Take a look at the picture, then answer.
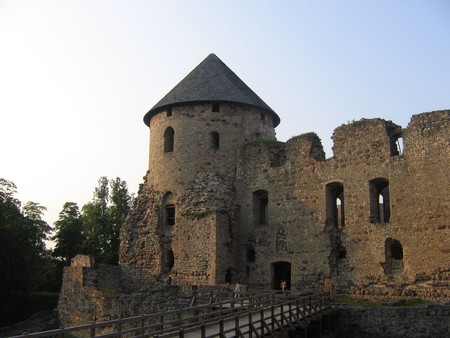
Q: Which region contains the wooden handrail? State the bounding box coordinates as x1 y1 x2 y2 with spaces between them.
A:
13 291 332 338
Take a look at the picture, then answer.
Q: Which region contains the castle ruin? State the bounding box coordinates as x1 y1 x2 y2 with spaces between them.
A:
59 54 449 327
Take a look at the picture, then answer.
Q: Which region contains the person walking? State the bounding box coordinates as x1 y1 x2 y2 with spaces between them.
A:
234 281 241 298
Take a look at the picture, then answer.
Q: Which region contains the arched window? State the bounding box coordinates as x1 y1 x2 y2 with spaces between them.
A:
210 131 220 150
383 238 403 275
162 249 174 273
164 127 174 153
246 248 256 262
326 182 345 228
369 178 390 223
165 204 175 226
253 190 268 225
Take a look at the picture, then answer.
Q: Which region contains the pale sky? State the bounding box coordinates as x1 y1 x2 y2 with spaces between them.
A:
1 0 449 238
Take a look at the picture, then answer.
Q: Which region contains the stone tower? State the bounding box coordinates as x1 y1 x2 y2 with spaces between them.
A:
120 54 280 285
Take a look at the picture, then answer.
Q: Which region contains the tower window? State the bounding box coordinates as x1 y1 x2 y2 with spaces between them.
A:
247 248 256 262
166 108 172 117
210 131 220 150
165 205 175 226
164 127 174 153
212 103 220 112
253 190 268 225
369 178 390 223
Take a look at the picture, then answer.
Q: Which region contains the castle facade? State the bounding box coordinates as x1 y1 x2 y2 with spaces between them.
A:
118 54 449 297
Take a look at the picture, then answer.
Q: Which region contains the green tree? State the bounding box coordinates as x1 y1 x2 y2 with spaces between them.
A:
81 177 132 265
0 179 53 326
52 202 84 265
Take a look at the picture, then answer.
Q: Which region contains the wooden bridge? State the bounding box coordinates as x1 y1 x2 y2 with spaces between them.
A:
14 291 332 337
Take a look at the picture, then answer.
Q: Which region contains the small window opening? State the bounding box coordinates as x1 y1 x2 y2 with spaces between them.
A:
247 248 256 262
260 113 265 121
338 246 347 259
369 178 390 223
165 205 175 226
166 108 172 117
326 182 345 228
383 238 403 275
164 249 174 272
246 266 250 277
164 127 174 153
225 268 233 284
210 131 220 150
212 103 220 112
396 137 404 156
253 190 268 225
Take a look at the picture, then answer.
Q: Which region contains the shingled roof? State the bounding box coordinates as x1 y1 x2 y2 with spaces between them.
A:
143 54 280 126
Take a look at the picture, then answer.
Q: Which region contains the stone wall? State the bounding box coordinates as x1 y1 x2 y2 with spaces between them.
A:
119 109 449 296
330 302 450 337
235 110 449 296
58 255 189 330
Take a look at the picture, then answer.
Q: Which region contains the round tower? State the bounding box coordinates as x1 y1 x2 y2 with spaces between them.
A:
143 54 280 192
120 54 280 285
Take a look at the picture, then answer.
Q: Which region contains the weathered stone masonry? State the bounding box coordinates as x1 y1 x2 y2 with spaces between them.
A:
59 54 449 328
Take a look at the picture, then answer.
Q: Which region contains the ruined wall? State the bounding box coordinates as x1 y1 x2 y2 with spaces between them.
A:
236 110 449 296
58 255 189 330
236 135 330 289
330 302 450 338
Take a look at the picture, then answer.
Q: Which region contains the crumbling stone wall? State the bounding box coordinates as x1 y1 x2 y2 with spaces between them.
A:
330 302 450 338
236 110 449 297
58 255 189 330
119 108 448 297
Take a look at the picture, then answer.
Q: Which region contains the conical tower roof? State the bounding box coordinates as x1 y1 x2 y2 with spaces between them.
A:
144 54 280 126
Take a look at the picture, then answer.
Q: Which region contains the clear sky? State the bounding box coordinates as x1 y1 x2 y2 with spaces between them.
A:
1 0 449 238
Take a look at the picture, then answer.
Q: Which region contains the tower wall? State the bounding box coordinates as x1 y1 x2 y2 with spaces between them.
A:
147 102 276 191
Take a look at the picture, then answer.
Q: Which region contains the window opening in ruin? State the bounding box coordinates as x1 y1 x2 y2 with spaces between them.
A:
396 137 404 155
165 249 174 272
246 266 250 277
166 107 172 117
271 261 291 290
338 245 347 259
253 190 268 225
165 205 175 226
164 127 174 153
210 131 220 150
369 178 390 223
212 103 220 112
247 248 256 262
225 268 233 284
325 182 345 228
383 238 403 275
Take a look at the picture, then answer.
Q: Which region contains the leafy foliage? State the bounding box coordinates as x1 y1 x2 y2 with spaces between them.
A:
80 177 132 265
0 179 52 326
52 202 84 265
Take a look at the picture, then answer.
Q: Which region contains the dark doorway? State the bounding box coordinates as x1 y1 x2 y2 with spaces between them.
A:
271 261 291 290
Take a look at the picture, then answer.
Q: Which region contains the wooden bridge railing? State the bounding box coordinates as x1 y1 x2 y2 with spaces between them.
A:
13 291 332 338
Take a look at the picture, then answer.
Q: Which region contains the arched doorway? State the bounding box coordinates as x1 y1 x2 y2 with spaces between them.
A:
271 261 291 290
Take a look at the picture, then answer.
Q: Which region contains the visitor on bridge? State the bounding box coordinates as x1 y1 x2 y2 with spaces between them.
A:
234 282 241 298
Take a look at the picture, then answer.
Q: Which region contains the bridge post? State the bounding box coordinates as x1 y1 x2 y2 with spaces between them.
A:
89 322 95 337
235 315 240 337
260 309 265 336
219 319 224 335
159 312 165 331
271 306 275 332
